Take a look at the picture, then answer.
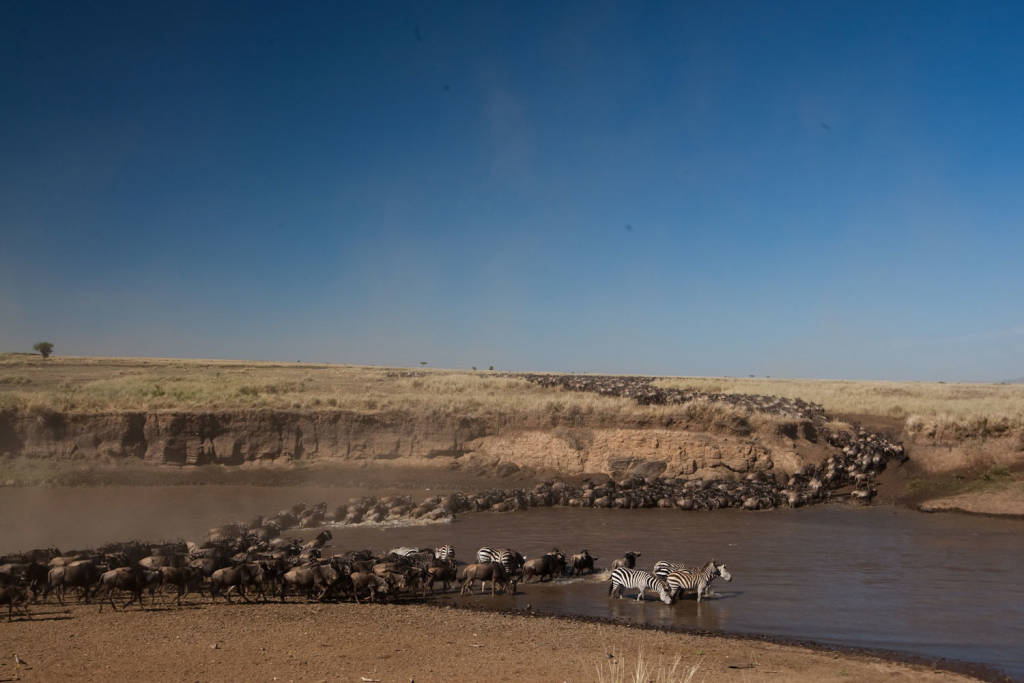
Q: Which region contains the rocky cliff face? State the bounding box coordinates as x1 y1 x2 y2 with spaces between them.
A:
0 408 824 481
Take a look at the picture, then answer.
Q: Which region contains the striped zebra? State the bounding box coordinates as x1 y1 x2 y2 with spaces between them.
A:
652 560 689 580
665 560 732 602
608 567 673 604
434 544 455 562
476 547 525 576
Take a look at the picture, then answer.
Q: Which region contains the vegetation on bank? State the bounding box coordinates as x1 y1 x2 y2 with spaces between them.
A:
1 354 1023 438
655 376 1024 438
0 355 787 433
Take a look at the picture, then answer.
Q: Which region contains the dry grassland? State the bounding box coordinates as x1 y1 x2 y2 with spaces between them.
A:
0 356 771 432
2 355 1023 437
653 376 1024 438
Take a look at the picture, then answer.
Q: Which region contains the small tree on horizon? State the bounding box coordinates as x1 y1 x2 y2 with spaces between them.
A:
33 341 54 359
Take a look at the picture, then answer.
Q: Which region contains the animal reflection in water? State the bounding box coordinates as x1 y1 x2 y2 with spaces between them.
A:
607 594 726 630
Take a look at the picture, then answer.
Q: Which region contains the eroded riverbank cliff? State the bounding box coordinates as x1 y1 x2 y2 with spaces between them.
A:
0 407 831 479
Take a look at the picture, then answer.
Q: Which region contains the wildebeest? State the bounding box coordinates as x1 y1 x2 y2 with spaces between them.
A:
188 555 230 578
138 554 177 570
425 561 457 593
46 560 102 604
522 551 566 582
460 563 516 596
0 562 49 600
0 584 32 621
159 566 201 605
97 566 161 612
210 563 265 603
349 571 392 604
611 551 642 570
394 565 431 597
568 549 597 576
280 560 351 602
302 530 332 552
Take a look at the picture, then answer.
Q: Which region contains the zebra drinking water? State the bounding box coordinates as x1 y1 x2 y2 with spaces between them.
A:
608 567 673 604
665 560 732 602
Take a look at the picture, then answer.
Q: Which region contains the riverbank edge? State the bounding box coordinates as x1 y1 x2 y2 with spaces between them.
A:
0 600 1007 682
450 601 1013 683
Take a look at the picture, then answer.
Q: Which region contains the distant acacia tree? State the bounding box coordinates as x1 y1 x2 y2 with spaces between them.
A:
419 361 428 366
33 341 54 359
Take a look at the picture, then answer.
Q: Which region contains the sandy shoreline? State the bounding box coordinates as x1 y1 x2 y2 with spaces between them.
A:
917 480 1024 517
1 601 989 682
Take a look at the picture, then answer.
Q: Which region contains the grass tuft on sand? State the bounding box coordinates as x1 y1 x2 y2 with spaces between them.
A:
596 648 700 683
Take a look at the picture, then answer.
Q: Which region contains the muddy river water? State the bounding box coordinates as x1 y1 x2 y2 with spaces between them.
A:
2 486 1023 679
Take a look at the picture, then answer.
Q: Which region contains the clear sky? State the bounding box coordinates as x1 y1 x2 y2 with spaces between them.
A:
2 1 1022 381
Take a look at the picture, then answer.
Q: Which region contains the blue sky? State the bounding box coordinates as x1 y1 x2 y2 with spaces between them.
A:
2 1 1022 381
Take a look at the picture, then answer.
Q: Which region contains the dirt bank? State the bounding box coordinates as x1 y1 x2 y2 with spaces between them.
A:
917 478 1024 517
0 406 835 487
0 602 987 682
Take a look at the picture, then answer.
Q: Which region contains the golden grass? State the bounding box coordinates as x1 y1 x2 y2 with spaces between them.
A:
2 355 1022 437
653 376 1024 437
0 356 781 434
595 647 701 683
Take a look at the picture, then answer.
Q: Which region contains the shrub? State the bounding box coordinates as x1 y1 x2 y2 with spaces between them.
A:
33 341 54 359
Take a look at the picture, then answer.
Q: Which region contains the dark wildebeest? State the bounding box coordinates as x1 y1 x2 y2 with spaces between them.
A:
460 563 516 596
611 552 642 570
426 561 457 593
568 549 598 576
349 571 393 604
280 560 351 603
0 584 32 621
139 554 181 570
0 562 49 601
522 551 566 583
188 555 229 579
97 566 161 612
209 563 266 603
302 530 332 553
159 566 201 605
46 560 102 605
394 565 431 597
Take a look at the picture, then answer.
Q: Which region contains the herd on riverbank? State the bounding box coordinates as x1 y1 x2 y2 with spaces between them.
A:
1 530 732 620
269 426 905 527
518 373 828 421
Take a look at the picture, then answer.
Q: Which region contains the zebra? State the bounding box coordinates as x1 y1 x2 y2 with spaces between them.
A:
665 560 732 602
652 560 689 580
434 544 455 562
476 547 525 576
608 567 673 604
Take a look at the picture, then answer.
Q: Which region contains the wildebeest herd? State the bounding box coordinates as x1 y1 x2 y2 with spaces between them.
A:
0 510 733 620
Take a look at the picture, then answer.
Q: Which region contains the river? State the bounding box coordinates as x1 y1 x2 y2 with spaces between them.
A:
2 486 1022 679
